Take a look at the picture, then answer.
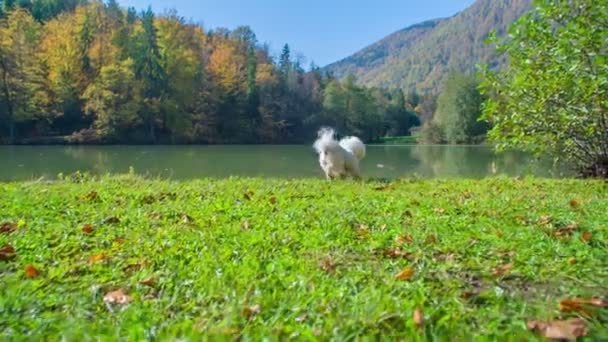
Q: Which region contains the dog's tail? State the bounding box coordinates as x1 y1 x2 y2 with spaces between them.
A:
340 136 366 161
313 127 339 154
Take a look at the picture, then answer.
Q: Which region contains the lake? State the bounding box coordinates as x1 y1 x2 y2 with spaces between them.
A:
0 145 563 181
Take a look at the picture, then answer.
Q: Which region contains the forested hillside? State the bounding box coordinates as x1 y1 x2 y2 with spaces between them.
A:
0 0 421 144
324 0 533 94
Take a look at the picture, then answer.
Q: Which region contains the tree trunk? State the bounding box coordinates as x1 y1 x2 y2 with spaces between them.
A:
149 120 156 143
9 121 15 144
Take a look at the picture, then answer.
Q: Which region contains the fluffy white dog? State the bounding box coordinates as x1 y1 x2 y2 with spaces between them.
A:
313 127 366 180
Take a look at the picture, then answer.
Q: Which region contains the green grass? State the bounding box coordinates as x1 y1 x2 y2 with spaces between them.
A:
1 175 607 340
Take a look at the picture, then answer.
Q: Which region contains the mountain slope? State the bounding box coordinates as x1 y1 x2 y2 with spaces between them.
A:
324 0 533 94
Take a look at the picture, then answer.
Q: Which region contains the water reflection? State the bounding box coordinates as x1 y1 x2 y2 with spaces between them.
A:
0 145 563 181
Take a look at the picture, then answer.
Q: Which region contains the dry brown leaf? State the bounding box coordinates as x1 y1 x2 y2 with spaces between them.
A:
103 289 132 305
0 222 17 234
112 237 126 245
181 214 194 224
24 264 39 278
319 258 337 274
559 299 592 317
434 208 446 215
384 249 412 259
555 222 580 237
403 210 413 218
148 212 162 220
461 291 478 300
0 244 16 261
242 304 261 318
538 215 552 225
493 263 513 276
425 234 438 244
82 224 94 234
560 298 608 312
243 191 254 201
123 260 149 273
85 191 99 201
413 308 424 328
396 267 415 281
105 217 120 225
581 231 592 243
139 277 156 287
395 234 414 245
569 199 580 209
527 318 588 340
269 196 277 205
89 254 107 264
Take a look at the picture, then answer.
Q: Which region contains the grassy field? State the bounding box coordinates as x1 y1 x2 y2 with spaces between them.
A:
1 175 607 340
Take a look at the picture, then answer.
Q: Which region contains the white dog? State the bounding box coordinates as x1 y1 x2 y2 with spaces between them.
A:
313 127 366 180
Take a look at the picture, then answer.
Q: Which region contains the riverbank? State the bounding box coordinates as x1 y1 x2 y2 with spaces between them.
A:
1 176 606 339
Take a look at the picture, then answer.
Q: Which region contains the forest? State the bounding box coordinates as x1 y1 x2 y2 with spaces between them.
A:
0 0 423 144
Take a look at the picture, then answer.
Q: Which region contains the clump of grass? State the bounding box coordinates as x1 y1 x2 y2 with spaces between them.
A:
0 175 606 339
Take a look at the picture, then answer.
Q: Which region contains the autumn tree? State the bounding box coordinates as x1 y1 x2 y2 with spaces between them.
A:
0 9 43 142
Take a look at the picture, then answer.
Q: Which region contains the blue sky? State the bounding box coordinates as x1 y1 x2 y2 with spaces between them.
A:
118 0 476 67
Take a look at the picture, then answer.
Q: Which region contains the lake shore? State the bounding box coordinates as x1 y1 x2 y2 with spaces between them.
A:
1 176 606 339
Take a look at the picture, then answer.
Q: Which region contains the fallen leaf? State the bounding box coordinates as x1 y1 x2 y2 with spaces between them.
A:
243 191 254 201
403 210 413 218
24 264 39 278
0 244 16 261
567 257 577 265
112 237 126 245
82 224 94 234
139 277 156 287
495 230 504 238
434 208 446 215
319 258 337 274
242 304 261 318
148 212 162 220
461 291 478 300
295 314 307 322
396 267 415 281
269 196 277 205
103 289 132 305
493 263 513 277
560 298 608 312
181 214 194 224
413 308 424 328
555 222 580 237
105 217 120 225
123 260 149 273
581 231 592 243
0 222 17 234
587 298 608 307
395 234 414 245
425 234 438 244
569 199 580 209
354 224 370 239
559 299 592 317
538 215 552 225
241 221 251 230
527 318 587 340
85 191 99 201
89 254 107 264
384 249 412 259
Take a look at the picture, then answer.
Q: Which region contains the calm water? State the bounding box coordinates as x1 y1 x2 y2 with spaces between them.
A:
0 145 563 181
